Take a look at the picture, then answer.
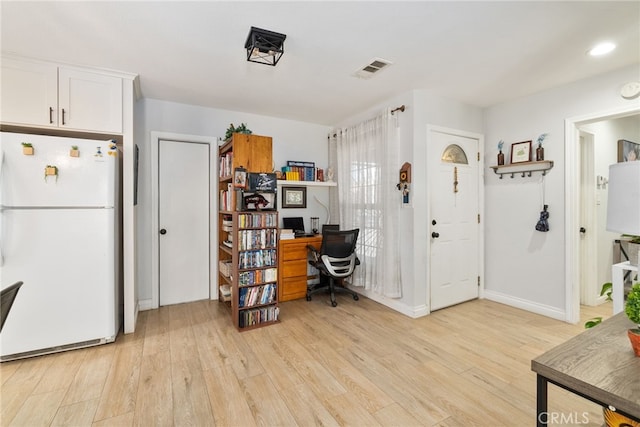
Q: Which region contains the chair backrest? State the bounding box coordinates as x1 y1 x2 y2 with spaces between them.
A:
320 229 359 258
1 281 24 332
321 224 339 234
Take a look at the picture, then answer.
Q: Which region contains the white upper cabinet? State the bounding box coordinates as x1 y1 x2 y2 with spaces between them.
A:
58 67 122 133
1 57 58 127
1 56 123 134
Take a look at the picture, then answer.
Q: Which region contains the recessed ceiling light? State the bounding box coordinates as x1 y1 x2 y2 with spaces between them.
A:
588 42 616 56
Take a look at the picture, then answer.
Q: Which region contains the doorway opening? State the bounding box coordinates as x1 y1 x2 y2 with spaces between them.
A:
566 105 640 323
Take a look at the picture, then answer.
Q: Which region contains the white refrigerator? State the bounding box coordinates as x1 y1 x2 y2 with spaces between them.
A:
0 132 121 361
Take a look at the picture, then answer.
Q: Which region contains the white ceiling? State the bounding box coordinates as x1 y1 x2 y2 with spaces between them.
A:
2 1 639 125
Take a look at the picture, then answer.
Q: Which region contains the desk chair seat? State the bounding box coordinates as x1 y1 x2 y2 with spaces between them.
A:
307 229 360 307
1 281 24 332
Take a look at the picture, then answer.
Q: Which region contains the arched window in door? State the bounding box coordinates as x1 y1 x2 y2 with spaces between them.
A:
441 144 469 164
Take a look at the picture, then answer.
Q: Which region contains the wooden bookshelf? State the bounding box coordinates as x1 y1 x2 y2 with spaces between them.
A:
218 133 279 330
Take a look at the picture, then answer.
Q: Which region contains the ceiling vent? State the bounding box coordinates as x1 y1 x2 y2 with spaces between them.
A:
353 57 392 79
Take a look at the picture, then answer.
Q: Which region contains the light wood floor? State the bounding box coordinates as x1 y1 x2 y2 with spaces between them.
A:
1 295 612 426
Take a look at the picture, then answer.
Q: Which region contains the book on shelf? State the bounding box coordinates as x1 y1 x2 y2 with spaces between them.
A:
281 162 318 182
280 228 295 240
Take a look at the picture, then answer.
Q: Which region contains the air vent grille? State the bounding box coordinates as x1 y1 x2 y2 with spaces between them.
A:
353 57 393 79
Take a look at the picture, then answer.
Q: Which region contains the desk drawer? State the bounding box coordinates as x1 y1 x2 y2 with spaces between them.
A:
280 276 307 301
281 242 311 261
282 260 307 277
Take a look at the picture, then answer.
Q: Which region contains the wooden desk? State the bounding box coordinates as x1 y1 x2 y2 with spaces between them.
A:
531 313 640 426
278 235 322 302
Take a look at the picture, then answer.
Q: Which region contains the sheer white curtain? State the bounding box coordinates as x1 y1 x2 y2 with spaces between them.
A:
329 109 401 298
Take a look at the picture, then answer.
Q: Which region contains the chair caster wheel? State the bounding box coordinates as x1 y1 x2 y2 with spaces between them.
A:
331 301 338 307
306 295 312 301
353 295 359 301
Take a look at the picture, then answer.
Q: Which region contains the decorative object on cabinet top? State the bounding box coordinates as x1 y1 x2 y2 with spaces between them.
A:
224 123 252 142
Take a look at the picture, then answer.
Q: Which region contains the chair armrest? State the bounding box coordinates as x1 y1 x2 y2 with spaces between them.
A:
307 244 320 263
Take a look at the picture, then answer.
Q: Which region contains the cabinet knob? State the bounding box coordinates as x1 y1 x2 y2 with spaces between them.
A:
159 229 167 235
431 232 440 238
579 227 586 234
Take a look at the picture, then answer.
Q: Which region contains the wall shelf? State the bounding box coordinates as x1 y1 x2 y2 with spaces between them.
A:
277 180 337 187
490 160 554 179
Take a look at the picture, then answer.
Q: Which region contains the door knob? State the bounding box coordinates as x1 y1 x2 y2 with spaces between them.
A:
159 229 167 235
431 232 440 238
579 227 586 234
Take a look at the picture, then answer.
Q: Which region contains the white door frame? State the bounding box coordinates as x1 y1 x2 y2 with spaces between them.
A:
150 131 217 310
426 125 485 311
565 104 640 323
578 130 598 306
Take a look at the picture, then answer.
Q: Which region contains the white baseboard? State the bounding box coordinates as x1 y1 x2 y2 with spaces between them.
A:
483 289 567 322
138 298 154 311
349 287 430 318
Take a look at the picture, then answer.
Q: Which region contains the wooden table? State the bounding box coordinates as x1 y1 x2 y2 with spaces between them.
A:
531 313 640 426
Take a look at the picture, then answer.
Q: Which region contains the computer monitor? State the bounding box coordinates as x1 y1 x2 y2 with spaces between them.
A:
283 217 305 234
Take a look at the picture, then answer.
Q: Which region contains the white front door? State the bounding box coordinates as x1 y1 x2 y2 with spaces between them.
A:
159 139 210 306
429 129 480 311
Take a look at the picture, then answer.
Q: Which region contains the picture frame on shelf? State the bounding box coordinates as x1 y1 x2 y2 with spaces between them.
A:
242 191 276 211
510 140 532 164
282 186 306 208
234 167 247 189
618 139 640 162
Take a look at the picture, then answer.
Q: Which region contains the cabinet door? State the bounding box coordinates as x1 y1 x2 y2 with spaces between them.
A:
0 57 58 127
58 67 123 133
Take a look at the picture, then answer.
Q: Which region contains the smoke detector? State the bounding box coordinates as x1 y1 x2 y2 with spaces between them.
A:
353 57 392 79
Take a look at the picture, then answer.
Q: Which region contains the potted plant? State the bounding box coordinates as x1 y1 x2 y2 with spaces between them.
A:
44 165 58 181
584 282 612 329
625 283 640 357
21 142 34 155
70 145 80 157
224 123 252 141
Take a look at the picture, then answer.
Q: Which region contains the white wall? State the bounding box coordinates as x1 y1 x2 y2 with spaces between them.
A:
483 64 640 319
582 115 640 294
135 98 330 304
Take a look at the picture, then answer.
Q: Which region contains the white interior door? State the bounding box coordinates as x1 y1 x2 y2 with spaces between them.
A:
429 130 480 311
159 140 210 306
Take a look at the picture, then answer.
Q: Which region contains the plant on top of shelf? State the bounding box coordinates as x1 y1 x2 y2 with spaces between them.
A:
225 123 252 141
21 142 32 147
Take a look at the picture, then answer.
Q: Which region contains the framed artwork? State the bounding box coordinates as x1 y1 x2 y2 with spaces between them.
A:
510 140 532 164
618 139 640 162
242 191 276 211
282 186 306 208
234 167 247 189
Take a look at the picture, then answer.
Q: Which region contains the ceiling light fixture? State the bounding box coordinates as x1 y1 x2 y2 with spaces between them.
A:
588 42 616 56
245 26 286 66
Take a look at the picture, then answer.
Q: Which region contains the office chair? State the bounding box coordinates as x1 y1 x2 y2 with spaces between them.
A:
321 224 339 234
307 229 360 307
1 281 23 332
